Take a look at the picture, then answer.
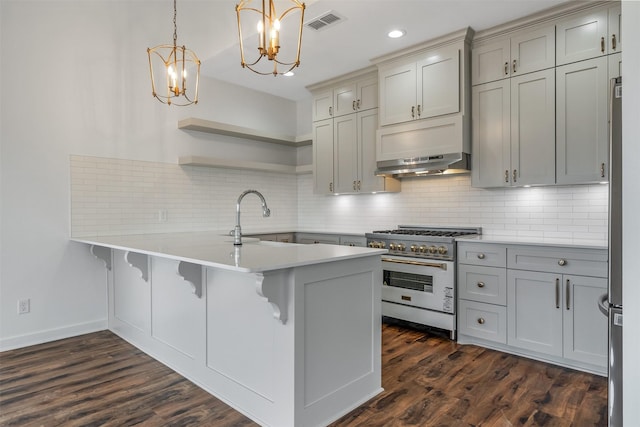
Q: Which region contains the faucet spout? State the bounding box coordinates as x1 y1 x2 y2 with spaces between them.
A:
234 189 271 246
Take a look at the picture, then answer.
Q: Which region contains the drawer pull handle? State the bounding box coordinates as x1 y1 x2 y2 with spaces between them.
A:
411 106 415 118
477 318 485 325
566 279 571 310
512 59 517 73
477 282 485 288
505 170 509 183
601 163 606 178
612 34 617 51
504 62 508 75
601 37 605 54
555 278 560 309
477 253 486 260
558 259 567 266
401 295 412 302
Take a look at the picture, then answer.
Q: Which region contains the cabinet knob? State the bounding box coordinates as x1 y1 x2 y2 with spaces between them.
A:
477 318 485 325
477 281 485 288
477 253 486 260
558 259 567 266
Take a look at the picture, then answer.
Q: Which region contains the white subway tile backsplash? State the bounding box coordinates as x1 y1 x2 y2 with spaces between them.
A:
70 156 609 244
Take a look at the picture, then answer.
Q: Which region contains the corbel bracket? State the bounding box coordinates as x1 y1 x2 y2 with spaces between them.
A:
177 261 202 298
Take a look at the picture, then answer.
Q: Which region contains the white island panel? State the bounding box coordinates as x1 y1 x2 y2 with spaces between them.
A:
80 233 384 427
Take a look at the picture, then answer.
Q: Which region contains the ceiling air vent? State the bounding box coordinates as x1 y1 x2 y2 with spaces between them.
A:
305 11 346 32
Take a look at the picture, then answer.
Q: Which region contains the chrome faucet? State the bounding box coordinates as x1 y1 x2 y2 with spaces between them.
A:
233 189 270 245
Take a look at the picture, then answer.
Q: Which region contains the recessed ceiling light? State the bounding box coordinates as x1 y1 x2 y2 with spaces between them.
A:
387 29 406 39
284 71 295 77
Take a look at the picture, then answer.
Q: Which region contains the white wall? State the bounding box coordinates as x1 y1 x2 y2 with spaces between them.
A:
622 1 639 423
0 0 299 349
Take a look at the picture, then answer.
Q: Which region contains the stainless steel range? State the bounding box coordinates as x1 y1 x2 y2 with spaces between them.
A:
366 225 481 339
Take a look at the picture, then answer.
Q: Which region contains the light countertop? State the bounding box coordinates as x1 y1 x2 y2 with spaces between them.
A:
456 235 607 250
72 232 386 273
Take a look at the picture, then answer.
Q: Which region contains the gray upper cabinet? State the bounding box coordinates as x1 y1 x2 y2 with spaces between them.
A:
312 90 333 122
472 68 555 187
312 119 334 194
378 45 460 126
332 76 378 118
556 56 609 185
608 4 622 54
556 8 608 66
471 25 555 86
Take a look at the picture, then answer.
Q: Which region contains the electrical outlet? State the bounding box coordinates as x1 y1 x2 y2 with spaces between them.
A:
18 298 30 314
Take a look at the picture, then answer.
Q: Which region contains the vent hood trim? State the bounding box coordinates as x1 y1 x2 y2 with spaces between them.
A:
375 153 470 178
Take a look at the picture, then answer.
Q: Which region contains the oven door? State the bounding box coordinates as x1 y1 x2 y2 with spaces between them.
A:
381 255 455 313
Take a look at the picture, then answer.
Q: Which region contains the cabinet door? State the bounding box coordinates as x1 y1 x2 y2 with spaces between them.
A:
556 57 608 184
357 109 385 193
378 62 416 126
510 25 555 77
312 119 334 194
507 270 563 357
356 76 379 112
312 90 333 122
417 47 459 119
510 68 555 186
608 4 622 54
333 114 358 194
556 9 607 65
333 83 357 118
471 38 510 85
562 275 607 367
471 80 510 188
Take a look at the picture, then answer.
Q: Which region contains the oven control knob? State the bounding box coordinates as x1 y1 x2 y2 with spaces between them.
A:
397 243 406 251
418 245 427 253
428 246 437 254
438 246 448 255
410 245 417 252
380 242 386 248
389 243 396 250
368 242 375 248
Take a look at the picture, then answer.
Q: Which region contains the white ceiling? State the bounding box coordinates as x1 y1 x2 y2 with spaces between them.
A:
193 0 574 101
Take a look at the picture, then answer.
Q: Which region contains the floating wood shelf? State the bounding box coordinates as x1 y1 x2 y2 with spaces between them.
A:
178 156 312 175
178 118 312 147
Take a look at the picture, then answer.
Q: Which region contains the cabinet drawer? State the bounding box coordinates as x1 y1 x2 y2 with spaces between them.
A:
458 300 507 344
507 246 607 277
457 242 506 267
458 264 507 306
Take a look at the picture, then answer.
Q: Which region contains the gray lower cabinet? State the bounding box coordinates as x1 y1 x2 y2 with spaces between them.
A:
457 241 607 375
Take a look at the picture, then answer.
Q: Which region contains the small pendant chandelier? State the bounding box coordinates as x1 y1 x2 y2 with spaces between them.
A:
147 0 200 106
235 0 306 76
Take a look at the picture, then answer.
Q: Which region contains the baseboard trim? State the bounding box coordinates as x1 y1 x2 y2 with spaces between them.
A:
0 319 108 352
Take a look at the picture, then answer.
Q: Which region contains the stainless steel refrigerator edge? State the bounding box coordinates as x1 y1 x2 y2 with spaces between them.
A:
604 76 623 427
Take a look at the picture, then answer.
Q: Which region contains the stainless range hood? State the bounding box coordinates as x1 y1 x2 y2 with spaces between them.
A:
375 152 470 178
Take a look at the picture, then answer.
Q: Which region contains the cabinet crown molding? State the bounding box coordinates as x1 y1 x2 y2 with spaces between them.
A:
371 27 473 66
306 66 377 94
473 1 616 45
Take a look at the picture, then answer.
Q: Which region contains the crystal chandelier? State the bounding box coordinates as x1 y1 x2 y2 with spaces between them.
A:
147 0 200 106
235 0 306 76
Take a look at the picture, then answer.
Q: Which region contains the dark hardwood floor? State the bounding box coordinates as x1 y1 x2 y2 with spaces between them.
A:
0 323 607 426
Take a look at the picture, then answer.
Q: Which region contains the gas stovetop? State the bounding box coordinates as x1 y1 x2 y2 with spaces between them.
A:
365 226 481 260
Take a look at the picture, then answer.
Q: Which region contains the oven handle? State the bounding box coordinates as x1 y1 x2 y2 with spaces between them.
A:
381 257 448 271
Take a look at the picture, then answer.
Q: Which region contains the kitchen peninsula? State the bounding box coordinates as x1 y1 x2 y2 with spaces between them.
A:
72 232 385 427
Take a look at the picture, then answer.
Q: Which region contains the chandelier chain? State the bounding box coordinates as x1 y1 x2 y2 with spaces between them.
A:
173 0 177 47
